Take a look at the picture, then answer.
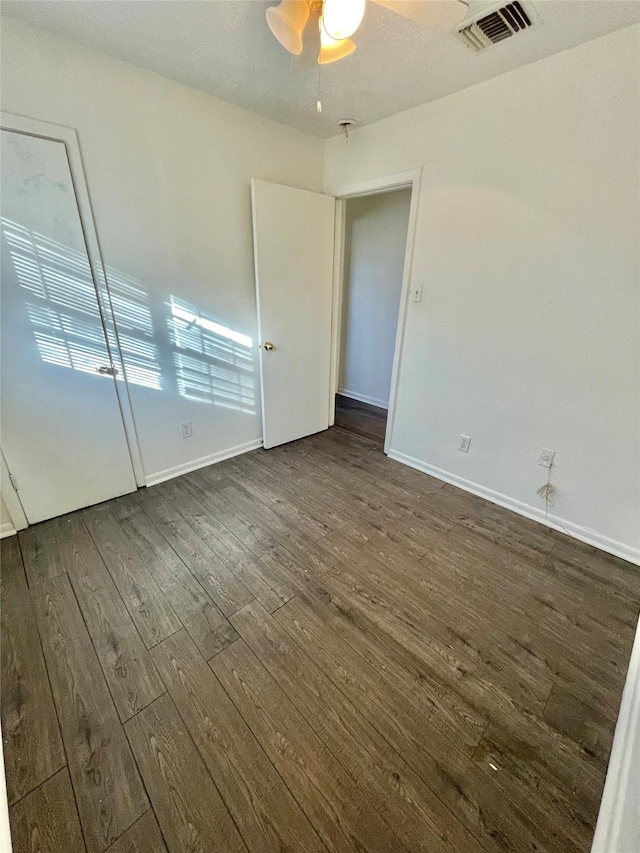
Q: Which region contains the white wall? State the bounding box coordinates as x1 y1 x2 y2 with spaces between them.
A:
0 496 14 538
326 25 640 562
1 19 325 484
340 190 411 409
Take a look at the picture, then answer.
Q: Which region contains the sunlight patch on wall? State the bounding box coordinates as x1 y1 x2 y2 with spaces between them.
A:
2 217 161 390
101 267 161 391
170 302 252 349
168 297 255 412
2 217 256 411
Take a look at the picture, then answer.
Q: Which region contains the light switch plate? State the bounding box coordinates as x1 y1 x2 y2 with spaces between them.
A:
410 282 423 302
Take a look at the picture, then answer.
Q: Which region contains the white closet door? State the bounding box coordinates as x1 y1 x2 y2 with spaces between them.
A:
251 179 335 449
1 129 137 523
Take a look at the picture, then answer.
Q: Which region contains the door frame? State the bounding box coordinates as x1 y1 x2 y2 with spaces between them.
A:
1 451 27 533
0 112 146 489
329 168 422 455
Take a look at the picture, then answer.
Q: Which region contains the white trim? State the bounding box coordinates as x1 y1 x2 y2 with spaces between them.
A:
337 388 389 410
0 111 146 488
329 199 346 427
250 179 269 448
1 451 27 532
145 439 263 487
331 169 423 199
388 449 640 565
0 522 17 540
0 726 12 853
592 616 640 853
330 168 422 457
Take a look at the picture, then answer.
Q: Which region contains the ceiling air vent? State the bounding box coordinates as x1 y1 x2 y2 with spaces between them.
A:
455 1 539 52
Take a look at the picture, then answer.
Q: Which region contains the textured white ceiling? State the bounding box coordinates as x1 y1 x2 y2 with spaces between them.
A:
3 0 639 138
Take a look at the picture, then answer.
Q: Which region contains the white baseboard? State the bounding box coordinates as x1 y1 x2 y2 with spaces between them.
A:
0 727 11 853
0 521 16 539
338 388 389 410
145 439 263 487
592 615 640 852
387 449 640 565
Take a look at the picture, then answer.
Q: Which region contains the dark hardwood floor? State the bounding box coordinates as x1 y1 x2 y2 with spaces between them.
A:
335 394 387 444
2 427 639 853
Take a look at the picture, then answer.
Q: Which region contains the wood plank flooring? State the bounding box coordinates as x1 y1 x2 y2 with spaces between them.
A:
335 394 387 444
2 427 638 853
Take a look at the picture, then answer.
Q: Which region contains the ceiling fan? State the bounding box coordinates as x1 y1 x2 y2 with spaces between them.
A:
266 0 468 68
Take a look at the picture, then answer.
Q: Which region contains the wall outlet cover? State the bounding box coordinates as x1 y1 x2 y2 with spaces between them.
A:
180 420 193 439
458 434 471 453
538 447 555 468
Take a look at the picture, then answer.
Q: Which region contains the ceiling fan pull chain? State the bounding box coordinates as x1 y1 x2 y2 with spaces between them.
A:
316 61 323 113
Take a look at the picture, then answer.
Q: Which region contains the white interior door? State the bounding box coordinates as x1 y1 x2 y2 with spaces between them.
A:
1 129 137 523
252 179 335 449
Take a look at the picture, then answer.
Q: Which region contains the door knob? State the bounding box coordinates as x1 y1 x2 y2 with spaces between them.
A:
96 365 119 376
263 342 275 351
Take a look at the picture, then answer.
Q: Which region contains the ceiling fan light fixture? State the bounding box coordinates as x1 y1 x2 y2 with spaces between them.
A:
266 0 310 55
319 17 356 64
322 0 366 40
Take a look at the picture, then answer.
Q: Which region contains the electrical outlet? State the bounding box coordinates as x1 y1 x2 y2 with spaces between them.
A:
458 434 471 453
538 447 555 468
180 420 193 439
410 282 423 302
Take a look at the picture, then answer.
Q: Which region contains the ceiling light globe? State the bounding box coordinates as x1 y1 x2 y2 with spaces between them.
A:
322 0 366 40
319 17 357 64
266 0 310 55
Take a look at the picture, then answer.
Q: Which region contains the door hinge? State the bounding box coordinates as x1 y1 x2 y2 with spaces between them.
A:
8 472 18 492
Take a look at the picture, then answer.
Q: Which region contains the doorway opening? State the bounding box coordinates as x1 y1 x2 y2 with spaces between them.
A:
333 186 413 449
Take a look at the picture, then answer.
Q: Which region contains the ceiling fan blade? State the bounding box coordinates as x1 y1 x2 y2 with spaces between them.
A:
291 4 322 71
371 0 467 34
